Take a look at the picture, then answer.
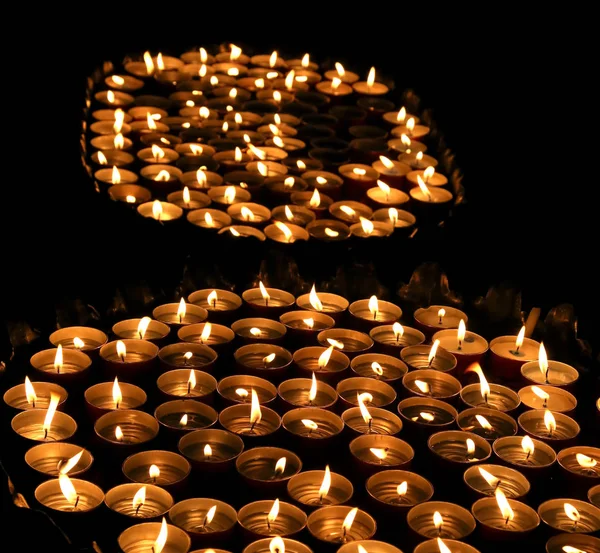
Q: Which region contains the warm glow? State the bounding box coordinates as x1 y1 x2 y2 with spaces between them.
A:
114 133 124 149
467 438 476 456
326 338 344 349
233 146 243 162
113 109 125 133
275 457 287 475
174 299 186 323
366 67 376 87
360 217 374 235
43 393 60 436
544 410 557 434
59 449 84 476
372 362 384 376
250 388 262 427
200 322 212 343
401 134 412 147
423 166 436 182
319 465 331 500
309 372 318 402
437 538 452 553
154 518 168 553
236 388 248 399
253 161 268 178
562 548 587 553
199 106 210 119
25 376 37 406
204 212 214 227
126 195 136 204
221 121 229 133
564 503 580 523
144 51 154 74
340 205 356 217
428 340 440 364
417 175 432 200
476 414 492 431
576 453 597 468
187 369 197 391
420 412 435 422
106 90 115 104
284 205 294 222
379 155 395 169
250 327 262 337
303 318 315 329
302 53 310 67
270 536 285 553
377 180 391 196
180 414 188 427
357 392 373 425
539 343 549 378
154 170 170 182
115 425 124 441
267 498 280 524
228 88 238 99
397 481 408 496
285 70 295 90
368 295 379 317
147 112 157 130
110 165 122 185
73 337 85 349
309 285 324 311
224 186 237 204
248 144 266 160
230 44 242 61
255 78 265 89
396 107 407 122
204 444 212 457
353 168 367 176
269 123 281 135
433 511 443 530
393 322 404 341
97 151 108 165
241 206 255 222
269 50 278 68
137 316 151 340
149 465 160 479
342 507 358 534
207 290 218 307
273 136 285 148
302 419 319 431
370 448 388 460
324 228 339 237
297 160 307 170
331 77 342 90
415 380 430 394
495 488 514 522
318 345 334 369
466 363 491 403
156 53 165 71
309 188 321 208
335 62 345 77
54 344 63 372
274 114 282 125
152 200 163 220
478 467 500 489
407 118 416 132
259 281 270 303
263 353 276 364
59 474 78 505
133 486 146 512
521 435 535 456
112 377 122 408
531 386 550 401
316 176 327 185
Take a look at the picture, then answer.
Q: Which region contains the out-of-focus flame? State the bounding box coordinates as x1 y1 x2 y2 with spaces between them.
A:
407 118 416 133
241 206 255 222
248 144 266 160
302 53 310 67
335 62 345 77
331 77 342 90
222 121 229 133
250 388 262 427
303 318 315 329
576 453 597 469
417 175 432 200
561 547 586 553
340 205 356 217
255 78 265 89
564 503 580 523
433 511 443 531
275 457 286 475
353 168 367 176
54 345 63 373
113 108 125 133
318 345 334 369
297 160 307 170
25 376 37 406
466 438 476 456
111 166 121 185
377 180 391 197
360 217 374 235
302 419 318 431
133 486 146 512
180 413 188 426
284 205 294 222
204 212 214 227
144 51 154 74
324 228 339 237
327 338 344 349
521 435 535 457
250 327 262 337
273 136 285 148
147 112 157 130
224 186 237 204
396 107 407 122
230 44 242 61
367 67 376 87
59 473 78 505
97 151 108 165
199 106 210 119
316 176 327 185
368 295 379 317
401 134 411 147
257 161 269 177
114 133 124 149
532 386 550 401
285 70 295 90
113 377 123 408
309 188 321 207
397 481 408 497
200 322 212 343
107 90 115 104
73 337 85 350
379 155 395 169
270 536 285 553
372 362 384 377
126 195 136 204
263 353 276 365
419 412 435 422
151 144 165 160
154 170 171 182
156 53 165 71
423 166 436 182
204 444 212 458
115 425 124 441
269 50 278 68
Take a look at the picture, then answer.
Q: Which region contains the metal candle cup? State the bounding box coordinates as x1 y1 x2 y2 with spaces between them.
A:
295 292 349 322
397 397 458 440
3 381 67 411
152 303 208 329
348 299 402 328
342 407 403 437
336 377 396 410
489 335 541 381
277 378 338 411
122 450 191 489
178 429 244 473
100 339 159 381
234 344 293 382
112 319 170 343
402 369 462 404
590 485 600 507
85 381 147 419
457 408 518 442
49 326 108 356
166 189 211 211
307 506 376 545
178 323 235 354
217 375 278 406
188 289 243 324
242 537 313 553
219 403 281 440
118 521 191 553
271 205 317 228
228 203 272 226
463 463 530 500
30 347 92 384
538 498 600 534
138 199 184 219
236 446 302 491
557 446 600 486
518 385 577 415
169 498 237 545
25 442 93 478
155 400 218 435
328 201 373 225
518 409 580 448
238 500 307 539
306 219 351 242
94 409 159 447
35 478 104 513
157 370 217 404
460 383 520 413
545 534 600 553
431 329 489 378
292 191 334 218
407 501 476 540
400 344 456 374
280 311 336 344
11 409 77 443
187 208 232 230
294 346 350 385
370 325 426 357
471 496 540 539
109 185 151 205
158 343 218 372
413 539 481 553
231 318 287 344
105 483 173 520
493 436 557 479
287 470 353 509
317 330 374 359
349 435 415 475
366 470 434 514
282 407 344 448
521 358 579 390
350 353 408 384
242 286 296 316
413 305 468 338
428 431 492 472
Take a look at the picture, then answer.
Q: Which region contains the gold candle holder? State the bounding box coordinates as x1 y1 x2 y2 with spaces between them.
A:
49 326 108 355
407 501 476 540
234 344 293 381
317 329 374 358
157 369 217 402
159 343 218 371
366 470 434 512
336 377 396 409
463 463 530 499
493 436 557 479
25 442 93 478
178 429 245 472
155 400 218 433
349 298 402 327
85 381 147 418
457 408 518 442
278 378 338 410
264 222 310 243
518 409 580 448
518 385 577 415
123 450 191 488
242 285 296 314
397 397 458 438
349 435 415 473
4 380 67 411
293 346 350 385
228 202 272 225
12 409 77 443
219 225 267 240
236 446 302 490
287 469 353 508
342 407 403 436
472 496 540 538
349 220 394 238
238 499 307 539
402 369 462 403
188 288 243 321
545 534 600 553
179 322 235 352
556 446 600 485
428 430 492 469
218 375 278 406
460 383 520 413
242 537 313 553
231 318 287 343
282 407 344 443
99 339 160 380
589 484 600 507
280 310 336 338
350 353 408 383
295 289 349 321
113 319 170 342
94 409 159 446
35 478 104 513
538 498 600 534
489 334 541 381
329 201 373 224
169 498 237 542
370 325 426 355
307 506 376 544
30 347 92 382
152 303 208 327
118 520 191 553
400 344 456 374
521 358 579 389
219 403 281 438
105 483 173 519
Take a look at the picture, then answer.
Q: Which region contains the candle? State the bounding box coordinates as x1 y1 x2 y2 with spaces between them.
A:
35 476 104 513
158 343 218 371
372 207 417 232
493 435 557 478
287 467 353 507
366 470 434 512
457 408 518 441
518 409 580 447
208 184 252 207
97 166 138 186
295 286 349 320
231 317 287 342
471 492 540 538
282 407 344 442
85 379 147 416
342 405 403 436
99 339 159 380
329 201 373 224
291 189 334 216
538 499 600 534
156 369 217 401
30 346 92 382
407 167 448 190
181 168 224 191
349 434 415 472
306 219 352 241
178 322 235 351
25 443 93 478
113 318 170 342
280 311 336 341
242 537 313 553
188 288 243 321
228 202 272 225
242 282 296 313
413 306 468 337
105 483 173 519
460 364 520 412
118 519 191 553
371 155 412 188
277 376 338 410
155 399 218 433
271 205 317 228
489 327 541 380
337 377 396 410
238 499 308 539
307 506 377 544
316 77 354 97
49 326 108 355
352 67 389 95
3 378 67 411
122 450 191 488
366 181 410 209
350 353 408 383
545 534 600 553
349 297 402 326
178 428 245 473
236 447 302 490
392 117 430 141
264 222 310 243
428 431 492 469
557 446 600 482
402 369 462 403
12 395 76 442
188 208 233 230
293 346 350 384
219 390 281 438
218 374 277 406
432 324 489 376
152 300 208 327
409 178 453 221
397 397 458 439
108 184 151 205
369 324 428 356
518 385 577 414
169 498 237 542
413 539 481 553
520 344 579 388
407 501 476 540
94 409 159 446
383 107 420 126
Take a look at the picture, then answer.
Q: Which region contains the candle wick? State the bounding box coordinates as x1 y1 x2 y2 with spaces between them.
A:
212 300 217 309
267 518 271 531
32 399 36 408
494 480 502 491
138 332 143 339
57 365 60 374
153 477 156 484
368 419 372 433
136 503 142 516
265 298 269 307
543 399 548 408
526 451 531 461
115 400 120 410
250 421 257 433
74 495 80 509
120 353 126 363
515 345 521 354
44 428 48 440
438 316 443 324
373 310 377 321
307 427 313 437
428 358 434 367
505 516 510 527
457 340 462 351
438 524 442 536
187 382 191 394
179 314 183 324
201 514 210 529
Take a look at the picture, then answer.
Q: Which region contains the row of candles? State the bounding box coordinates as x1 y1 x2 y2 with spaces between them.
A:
3 282 599 552
86 46 456 244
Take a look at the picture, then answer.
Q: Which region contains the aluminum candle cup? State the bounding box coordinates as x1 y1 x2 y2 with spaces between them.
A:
349 435 415 475
100 340 160 381
431 329 489 378
400 344 456 374
538 498 600 534
328 201 373 225
169 498 237 544
242 537 313 553
166 189 211 211
242 286 296 317
231 318 287 344
108 185 152 205
336 377 396 410
236 447 302 491
350 354 408 384
4 381 67 411
35 478 104 513
306 219 351 242
545 534 600 553
157 370 217 404
234 344 293 381
280 311 336 344
370 325 426 357
238 500 307 539
295 291 349 322
287 470 353 508
463 463 531 500
316 330 374 359
407 501 476 540
518 385 577 415
521 358 579 390
228 203 272 227
457 408 518 442
557 446 600 487
413 540 481 553
518 409 580 448
472 496 540 539
307 506 376 545
590 485 600 507
219 403 281 440
178 429 245 473
413 306 469 338
122 450 191 489
25 442 93 478
217 375 278 406
342 407 403 437
277 378 338 411
49 326 108 356
188 209 232 230
493 436 557 479
155 400 218 435
282 407 344 448
366 470 434 514
397 397 458 440
112 319 170 343
30 347 92 384
489 334 541 380
105 483 173 520
118 521 191 553
348 299 402 328
188 289 243 323
152 303 208 329
402 370 462 404
428 431 492 472
11 409 77 443
94 409 159 447
85 381 147 419
271 205 317 228
158 344 218 372
460 383 520 413
178 323 235 353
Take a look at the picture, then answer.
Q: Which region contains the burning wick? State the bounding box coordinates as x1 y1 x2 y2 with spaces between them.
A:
249 389 261 433
200 505 217 531
522 435 535 464
341 507 358 543
428 340 440 367
266 499 279 531
183 351 193 367
511 326 526 356
438 308 446 324
302 419 318 436
457 319 466 351
273 457 286 479
433 510 443 536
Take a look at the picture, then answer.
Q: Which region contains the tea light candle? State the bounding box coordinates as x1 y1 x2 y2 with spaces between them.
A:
264 222 310 243
538 499 600 534
236 446 302 489
158 343 218 371
414 306 468 337
316 78 354 97
30 346 92 382
307 506 376 544
493 436 557 476
219 392 281 438
169 498 237 542
397 397 458 438
218 225 266 240
238 499 308 539
317 329 374 358
25 443 93 478
228 202 272 225
280 311 336 341
96 166 138 186
35 477 104 513
234 344 293 381
122 450 191 488
94 409 159 446
402 369 462 403
232 318 287 343
293 346 350 384
100 339 160 380
407 168 448 189
113 319 170 342
3 379 67 411
349 219 394 238
557 446 600 482
545 534 600 553
518 385 577 414
472 494 540 538
178 428 245 471
188 209 233 230
278 377 338 410
463 464 531 500
287 467 353 507
118 520 191 553
188 288 243 321
371 156 412 188
271 205 317 228
329 201 373 225
157 369 217 402
242 537 313 553
295 287 349 320
155 399 218 433
589 485 600 507
520 349 579 389
349 434 415 472
350 353 408 383
409 183 453 219
407 501 476 540
518 409 580 447
152 302 208 329
217 375 278 406
85 380 147 416
352 67 389 95
49 326 109 355
105 483 173 519
109 184 152 206
12 405 77 443
366 182 410 209
457 407 518 441
489 329 541 380
140 170 183 197
336 377 396 409
96 89 134 106
372 208 416 231
306 219 351 241
242 282 296 315
291 190 334 217
181 169 223 191
397 150 436 169
460 365 520 412
166 188 211 210
349 297 402 326
411 540 480 553
366 470 434 512
432 325 489 376
369 324 426 356
208 185 253 208
178 323 235 352
282 407 344 442
342 406 403 436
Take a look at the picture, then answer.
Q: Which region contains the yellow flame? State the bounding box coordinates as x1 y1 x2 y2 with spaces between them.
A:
285 70 295 90
114 133 124 149
531 386 550 401
474 414 492 431
437 538 452 553
133 486 146 511
229 226 241 237
174 299 186 322
107 90 115 104
401 134 411 147
377 180 391 196
72 337 85 349
224 186 237 204
426 340 439 365
326 338 344 349
275 221 293 242
284 205 295 222
183 352 193 364
478 467 500 489
309 372 318 402
143 51 154 74
198 64 208 78
255 78 265 89
42 393 60 434
59 473 78 505
515 326 526 349
204 505 217 526
466 363 491 402
343 507 358 534
302 419 318 430
156 53 165 71
392 322 404 341
151 144 165 160
241 206 255 222
204 444 212 458
149 464 160 479
267 498 279 524
204 212 214 228
300 53 310 67
270 536 285 553
420 412 435 422
339 205 356 217
372 362 384 376
318 345 334 369
113 109 125 133
25 377 37 406
229 44 242 61
97 151 108 165
370 448 388 460
353 168 367 177
544 410 557 434
275 457 287 475
125 195 137 204
416 175 432 200
250 388 262 426
221 121 229 133
231 145 243 162
397 481 408 496
303 318 315 329
154 517 168 553
179 413 188 426
116 340 127 362
250 327 262 337
407 118 416 133
259 281 270 303
269 124 281 136
562 547 586 553
248 144 266 160
112 377 122 408
325 228 339 238
236 388 247 399
576 453 597 468
297 160 306 170
537 343 549 379
367 67 376 87
115 425 124 441
360 217 375 235
54 344 63 372
357 392 373 425
467 438 476 456
415 380 430 394
283 177 296 189
316 465 331 500
59 449 84 476
206 290 218 308
331 77 342 90
521 435 535 456
310 188 321 208
186 369 197 392
379 155 395 170
316 176 327 185
146 112 157 130
423 167 436 183
564 503 580 522
199 106 210 119
273 136 285 148
433 511 443 530
137 316 152 340
495 488 514 522
335 62 345 77
255 161 268 177
269 50 278 68
263 353 276 365
368 295 379 317
110 166 121 185
396 107 407 122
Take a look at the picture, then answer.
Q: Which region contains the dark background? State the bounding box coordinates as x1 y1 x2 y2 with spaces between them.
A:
2 12 597 347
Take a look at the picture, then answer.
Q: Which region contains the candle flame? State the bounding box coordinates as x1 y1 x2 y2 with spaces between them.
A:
143 51 154 74
377 180 391 196
457 319 467 344
397 481 408 496
206 290 218 308
415 380 430 394
531 386 550 401
269 50 278 68
156 53 165 71
224 186 237 204
154 170 171 183
437 538 452 553
269 123 281 136
301 53 310 67
241 206 255 222
303 318 315 329
54 344 63 372
270 536 285 553
309 188 321 208
366 67 376 87
154 518 168 553
331 77 342 90
275 457 286 475
564 503 580 522
401 134 412 147
250 388 262 426
309 372 318 402
113 109 125 133
340 205 356 217
267 498 280 524
576 453 597 468
110 166 121 185
263 353 276 364
274 221 293 242
514 326 527 350
302 419 318 430
357 392 373 425
199 106 210 119
562 548 587 553
342 507 358 533
420 412 435 422
107 90 115 104
433 511 443 530
495 488 514 522
466 363 491 403
152 200 164 220
133 486 146 511
316 176 328 185
115 425 124 441
478 467 500 489
372 362 384 376
285 70 295 90
25 376 37 406
423 166 436 182
73 337 85 349
230 44 242 61
539 343 549 378
521 435 535 456
151 145 165 161
368 295 379 316
309 285 323 311
476 415 493 431
200 322 212 343
149 464 160 479
437 308 446 320
183 369 196 392
204 211 214 227
259 281 270 303
324 228 339 237
180 413 188 426
59 473 78 505
297 161 308 174
353 168 367 177
393 322 404 341
318 345 334 369
176 298 187 322
380 155 396 169
335 62 345 77
544 410 557 434
43 393 60 434
326 338 344 349
370 448 388 460
193 168 207 187
319 465 331 499
236 388 249 399
250 327 262 337
229 227 240 237
137 317 151 340
126 195 136 204
204 444 212 458
396 107 407 122
255 78 265 89
112 377 122 408
248 144 266 160
467 438 476 455
97 151 108 165
283 178 297 190
407 118 416 133
114 133 124 149
417 175 432 200
59 449 84 475
428 340 440 365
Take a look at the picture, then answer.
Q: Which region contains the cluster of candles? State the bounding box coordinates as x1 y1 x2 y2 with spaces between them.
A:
3 282 599 553
86 44 458 246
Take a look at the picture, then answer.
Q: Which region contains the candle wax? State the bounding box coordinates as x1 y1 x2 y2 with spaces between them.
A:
293 486 342 506
186 332 230 346
237 327 284 339
431 440 486 463
282 389 334 408
39 362 84 375
9 394 55 410
116 330 164 341
130 464 187 486
162 353 213 368
491 341 538 360
242 512 301 536
435 332 488 355
157 313 205 325
220 385 273 404
200 299 239 312
462 385 518 412
183 442 241 463
239 353 289 370
401 352 454 372
344 416 397 435
415 307 465 329
89 395 140 410
286 420 337 439
17 424 70 442
160 382 213 398
160 413 215 430
106 352 153 363
400 405 455 425
352 309 397 323
110 497 166 518
29 454 85 477
57 338 103 351
239 458 295 481
299 359 347 373
353 362 404 380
